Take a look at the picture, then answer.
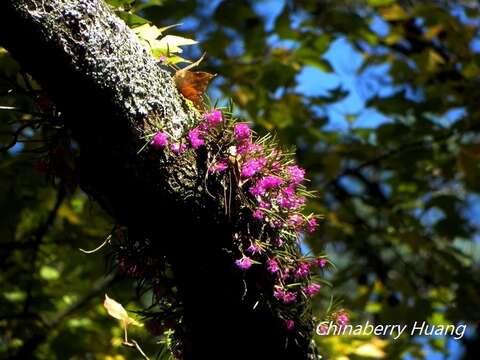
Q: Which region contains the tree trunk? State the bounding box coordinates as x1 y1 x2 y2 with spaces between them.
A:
0 1 314 358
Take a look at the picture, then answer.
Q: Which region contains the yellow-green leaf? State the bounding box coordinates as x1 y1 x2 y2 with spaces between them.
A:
155 35 197 54
354 343 386 358
380 4 409 21
40 265 60 280
103 294 141 326
368 0 395 7
134 24 164 45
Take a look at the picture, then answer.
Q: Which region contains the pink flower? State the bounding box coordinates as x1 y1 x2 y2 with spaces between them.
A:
270 219 283 228
209 159 228 173
267 258 280 273
336 312 349 326
274 288 285 301
188 127 205 149
238 142 263 155
259 201 271 209
250 176 282 196
316 258 327 268
234 123 251 140
151 132 168 149
271 161 282 171
273 287 296 304
281 268 290 280
235 256 253 270
282 291 297 304
288 214 304 229
306 217 318 233
287 165 305 185
276 193 305 209
273 285 297 304
249 184 265 196
303 283 321 297
246 243 262 255
285 320 295 331
241 157 267 178
295 262 310 278
253 209 264 219
118 257 142 277
203 109 223 128
258 176 283 190
283 186 295 197
170 143 187 154
318 324 329 335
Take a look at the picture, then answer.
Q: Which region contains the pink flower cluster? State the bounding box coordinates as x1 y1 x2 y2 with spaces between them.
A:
246 243 262 255
151 132 169 149
202 109 223 128
190 109 224 149
229 127 318 234
274 287 297 304
303 283 321 297
241 158 267 178
188 127 205 149
208 159 228 173
235 256 253 270
336 311 349 326
234 123 251 139
171 142 187 154
284 319 295 331
267 258 280 273
150 109 224 152
295 262 310 278
147 108 328 334
272 258 326 302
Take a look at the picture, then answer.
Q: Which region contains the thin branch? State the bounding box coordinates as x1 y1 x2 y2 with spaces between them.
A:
22 183 66 314
123 339 151 360
12 273 117 360
324 130 455 189
0 121 41 153
0 105 44 117
46 273 117 328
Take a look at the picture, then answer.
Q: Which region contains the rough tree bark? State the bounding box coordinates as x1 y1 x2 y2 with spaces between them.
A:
0 1 314 359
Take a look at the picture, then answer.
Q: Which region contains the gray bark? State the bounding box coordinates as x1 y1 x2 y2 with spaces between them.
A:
0 1 314 359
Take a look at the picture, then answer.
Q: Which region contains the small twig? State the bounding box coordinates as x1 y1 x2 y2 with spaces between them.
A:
123 339 151 360
47 273 117 328
23 184 66 314
79 234 112 254
0 121 41 153
0 105 44 117
176 52 206 73
20 72 35 95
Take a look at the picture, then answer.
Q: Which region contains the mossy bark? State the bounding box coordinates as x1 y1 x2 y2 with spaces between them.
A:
0 1 314 359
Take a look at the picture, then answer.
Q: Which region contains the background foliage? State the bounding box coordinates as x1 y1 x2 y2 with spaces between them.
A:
1 0 480 359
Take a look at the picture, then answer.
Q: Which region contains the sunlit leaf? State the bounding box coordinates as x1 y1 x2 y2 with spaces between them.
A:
103 294 141 326
40 265 60 280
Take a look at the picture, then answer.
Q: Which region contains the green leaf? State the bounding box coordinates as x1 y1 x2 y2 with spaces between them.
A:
296 47 334 72
380 4 410 21
116 11 149 26
4 291 26 302
368 0 395 7
105 0 135 8
40 265 60 280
